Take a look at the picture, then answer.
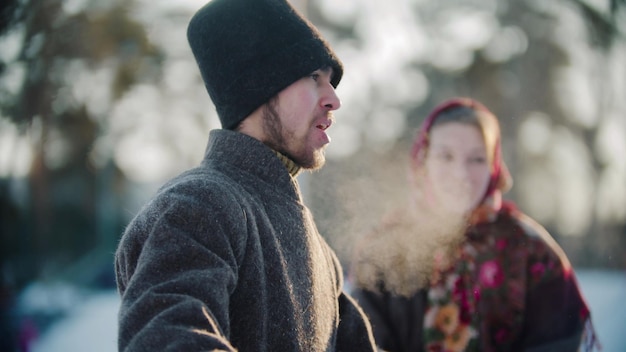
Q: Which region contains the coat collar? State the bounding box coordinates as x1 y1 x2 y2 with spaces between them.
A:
202 129 303 199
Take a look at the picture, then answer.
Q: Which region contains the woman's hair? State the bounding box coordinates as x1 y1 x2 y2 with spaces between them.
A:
429 104 499 166
411 97 512 200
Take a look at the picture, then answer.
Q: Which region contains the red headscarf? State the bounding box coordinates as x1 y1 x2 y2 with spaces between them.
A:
410 98 512 208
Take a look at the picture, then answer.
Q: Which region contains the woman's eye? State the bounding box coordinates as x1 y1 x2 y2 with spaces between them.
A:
436 153 453 161
470 157 487 164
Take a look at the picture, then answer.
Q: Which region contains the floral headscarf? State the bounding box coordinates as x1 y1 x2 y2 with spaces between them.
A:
410 97 512 221
412 98 597 352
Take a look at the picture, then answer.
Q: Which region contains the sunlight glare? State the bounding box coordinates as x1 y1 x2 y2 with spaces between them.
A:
554 67 598 128
549 128 595 236
518 112 552 155
0 118 32 178
483 26 528 63
114 134 177 183
365 108 406 153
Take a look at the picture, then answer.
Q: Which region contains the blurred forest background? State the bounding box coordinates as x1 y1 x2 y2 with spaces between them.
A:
0 0 625 348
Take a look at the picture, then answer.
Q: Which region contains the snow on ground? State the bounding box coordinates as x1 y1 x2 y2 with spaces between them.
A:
577 269 626 352
29 291 119 352
27 269 626 352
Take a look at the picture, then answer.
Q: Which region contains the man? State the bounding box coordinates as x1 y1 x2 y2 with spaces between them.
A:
114 0 377 351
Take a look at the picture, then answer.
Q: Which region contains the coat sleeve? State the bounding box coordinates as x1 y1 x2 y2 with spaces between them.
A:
115 182 246 351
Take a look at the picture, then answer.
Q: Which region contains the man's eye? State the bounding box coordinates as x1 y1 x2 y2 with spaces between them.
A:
309 73 320 81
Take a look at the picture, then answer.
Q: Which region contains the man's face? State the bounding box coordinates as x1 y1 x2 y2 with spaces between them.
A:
261 67 341 170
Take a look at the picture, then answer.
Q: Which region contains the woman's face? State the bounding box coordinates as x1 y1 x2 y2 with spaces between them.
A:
423 122 492 214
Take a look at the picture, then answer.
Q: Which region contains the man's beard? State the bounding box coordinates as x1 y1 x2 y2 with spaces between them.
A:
262 99 326 170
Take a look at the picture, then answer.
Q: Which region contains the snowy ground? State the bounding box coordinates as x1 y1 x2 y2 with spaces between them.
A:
28 291 119 352
577 269 626 352
25 269 626 352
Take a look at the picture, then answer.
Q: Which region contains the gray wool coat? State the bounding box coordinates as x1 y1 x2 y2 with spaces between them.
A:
115 129 376 352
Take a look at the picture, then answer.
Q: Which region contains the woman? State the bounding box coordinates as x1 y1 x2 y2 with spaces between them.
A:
349 98 597 352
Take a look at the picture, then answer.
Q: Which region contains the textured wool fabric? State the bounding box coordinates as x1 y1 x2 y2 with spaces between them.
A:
115 130 376 351
187 0 344 130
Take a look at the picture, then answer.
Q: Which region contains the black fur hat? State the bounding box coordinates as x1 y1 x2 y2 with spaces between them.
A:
187 0 344 130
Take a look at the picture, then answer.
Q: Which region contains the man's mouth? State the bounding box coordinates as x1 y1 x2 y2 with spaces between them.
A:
316 120 332 131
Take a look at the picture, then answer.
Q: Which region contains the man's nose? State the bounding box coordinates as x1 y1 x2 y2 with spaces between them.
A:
321 84 341 111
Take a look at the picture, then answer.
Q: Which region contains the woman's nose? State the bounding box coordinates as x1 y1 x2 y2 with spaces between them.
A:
453 162 471 179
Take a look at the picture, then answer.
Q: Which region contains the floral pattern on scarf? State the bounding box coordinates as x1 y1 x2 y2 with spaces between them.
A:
422 202 591 352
